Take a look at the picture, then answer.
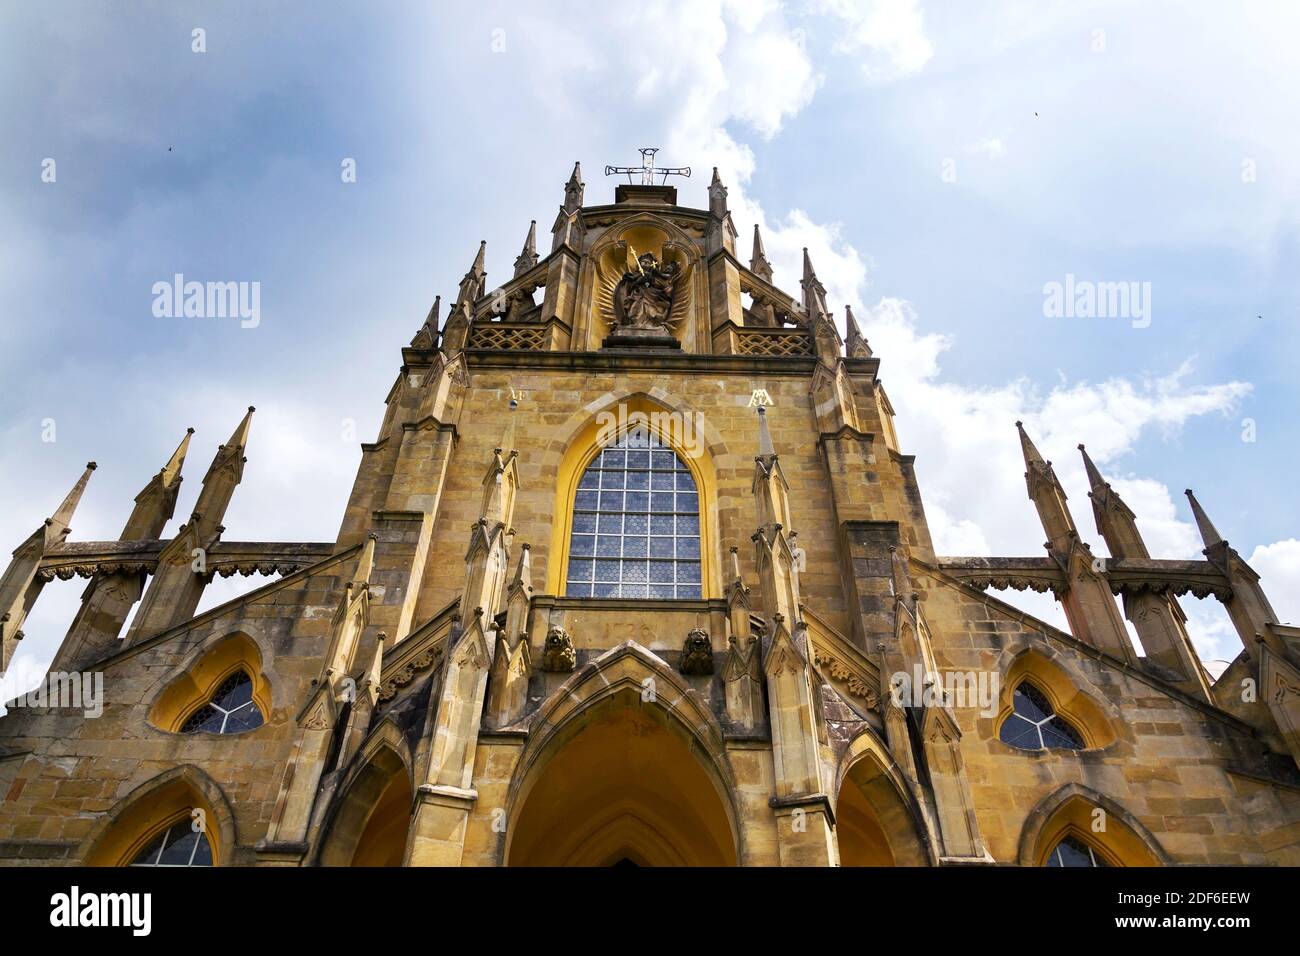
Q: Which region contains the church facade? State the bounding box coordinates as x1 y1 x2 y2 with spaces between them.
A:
2 165 1299 867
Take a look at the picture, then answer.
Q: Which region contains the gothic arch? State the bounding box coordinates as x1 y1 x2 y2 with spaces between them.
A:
316 721 414 867
585 210 703 261
146 630 275 734
502 641 740 866
835 729 933 866
545 391 727 599
989 645 1123 751
81 764 238 866
1017 783 1170 867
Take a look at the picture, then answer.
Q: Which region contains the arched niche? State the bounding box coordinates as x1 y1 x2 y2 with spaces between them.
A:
1018 783 1170 867
581 212 706 351
503 642 739 866
148 631 273 734
835 731 931 867
81 765 237 866
317 725 414 867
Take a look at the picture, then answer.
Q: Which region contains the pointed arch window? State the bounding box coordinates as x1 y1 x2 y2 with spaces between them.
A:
1046 834 1109 867
129 817 214 867
565 426 701 599
999 680 1084 751
179 671 264 735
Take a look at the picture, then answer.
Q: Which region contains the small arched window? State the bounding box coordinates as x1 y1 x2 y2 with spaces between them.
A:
1046 834 1109 867
179 671 264 735
565 426 701 599
999 680 1084 751
129 815 214 867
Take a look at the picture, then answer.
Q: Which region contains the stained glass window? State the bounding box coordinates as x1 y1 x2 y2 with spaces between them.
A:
1046 834 1108 867
999 681 1084 750
180 671 264 735
565 426 702 599
129 819 214 867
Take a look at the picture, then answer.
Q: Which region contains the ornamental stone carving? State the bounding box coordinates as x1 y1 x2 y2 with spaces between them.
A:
542 624 577 673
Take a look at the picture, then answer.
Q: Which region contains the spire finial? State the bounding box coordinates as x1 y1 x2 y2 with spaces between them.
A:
351 533 377 589
49 461 97 535
1016 420 1046 467
800 247 829 320
411 295 442 347
1078 443 1106 492
224 406 255 452
844 304 872 358
708 166 728 220
756 404 775 457
501 387 522 455
455 242 488 307
513 221 539 277
160 427 195 488
1185 488 1226 548
750 224 773 281
563 162 585 212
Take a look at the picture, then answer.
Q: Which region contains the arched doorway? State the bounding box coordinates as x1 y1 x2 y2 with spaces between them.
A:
506 688 738 866
835 736 930 867
318 742 413 867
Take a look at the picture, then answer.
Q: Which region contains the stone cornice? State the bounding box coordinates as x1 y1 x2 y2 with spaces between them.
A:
89 542 365 671
935 555 1232 601
531 595 726 614
580 202 710 227
36 539 336 583
463 348 821 375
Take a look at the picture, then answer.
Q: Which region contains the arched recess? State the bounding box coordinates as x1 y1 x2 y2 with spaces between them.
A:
579 211 707 352
992 647 1120 751
835 730 932 867
81 765 237 866
546 392 724 599
503 642 740 867
148 631 273 734
316 722 414 867
1018 783 1170 867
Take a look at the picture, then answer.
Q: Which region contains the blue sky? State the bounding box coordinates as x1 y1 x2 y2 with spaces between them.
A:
3 1 1298 692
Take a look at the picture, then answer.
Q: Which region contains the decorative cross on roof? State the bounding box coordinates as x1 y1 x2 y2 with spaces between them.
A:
604 147 691 185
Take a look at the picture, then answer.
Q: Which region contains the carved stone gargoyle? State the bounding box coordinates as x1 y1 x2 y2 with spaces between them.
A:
541 624 576 673
679 627 715 676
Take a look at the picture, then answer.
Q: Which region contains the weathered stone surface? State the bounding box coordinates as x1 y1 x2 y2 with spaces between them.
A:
1 165 1297 869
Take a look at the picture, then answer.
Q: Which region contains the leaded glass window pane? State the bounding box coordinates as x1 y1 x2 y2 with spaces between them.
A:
1046 834 1108 867
180 671 264 735
566 426 703 599
130 821 215 867
998 680 1085 751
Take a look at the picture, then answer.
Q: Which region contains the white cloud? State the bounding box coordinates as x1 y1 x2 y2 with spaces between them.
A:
1248 538 1300 626
851 293 1254 659
813 0 934 81
3 0 1289 700
963 136 1006 159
